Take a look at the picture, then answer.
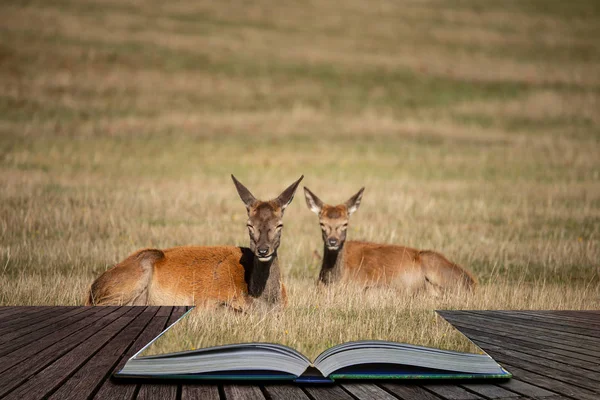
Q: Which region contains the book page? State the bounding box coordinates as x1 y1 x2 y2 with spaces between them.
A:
140 281 482 361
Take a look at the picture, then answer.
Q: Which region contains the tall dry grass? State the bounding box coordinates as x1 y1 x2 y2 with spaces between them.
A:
0 0 599 349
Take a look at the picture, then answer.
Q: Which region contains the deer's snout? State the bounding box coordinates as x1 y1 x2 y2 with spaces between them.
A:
255 244 274 262
325 236 342 250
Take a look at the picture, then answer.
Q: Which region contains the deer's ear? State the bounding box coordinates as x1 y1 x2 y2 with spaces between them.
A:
276 175 304 211
231 175 257 209
345 187 364 215
303 187 323 214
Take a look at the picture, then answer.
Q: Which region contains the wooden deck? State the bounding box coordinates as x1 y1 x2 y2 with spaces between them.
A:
0 308 598 400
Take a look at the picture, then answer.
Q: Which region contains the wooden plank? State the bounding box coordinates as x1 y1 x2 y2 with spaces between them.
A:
0 306 106 358
381 384 441 400
553 310 600 317
491 310 600 324
304 386 354 400
485 310 600 330
2 307 145 400
48 307 160 400
527 396 572 400
479 349 600 393
441 311 600 399
0 306 57 329
495 364 599 400
448 312 600 352
519 312 600 333
0 306 89 345
522 314 600 332
0 306 18 318
342 383 398 399
448 326 600 372
496 379 558 399
491 311 600 331
263 385 310 400
136 384 177 400
553 310 600 314
468 311 600 340
0 307 119 383
516 312 600 331
0 306 46 329
134 307 184 399
474 342 600 383
440 318 591 359
0 308 127 398
445 318 600 394
542 310 600 321
131 308 184 400
170 306 189 323
0 306 48 321
460 383 521 399
0 308 123 398
181 385 220 400
537 347 600 365
440 321 600 366
422 384 483 399
439 312 600 357
93 307 178 400
0 306 70 335
462 311 600 350
223 385 266 400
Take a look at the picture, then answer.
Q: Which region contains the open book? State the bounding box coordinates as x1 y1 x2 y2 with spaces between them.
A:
115 309 511 383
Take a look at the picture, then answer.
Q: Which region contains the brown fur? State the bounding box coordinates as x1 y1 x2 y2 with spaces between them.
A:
86 246 287 307
85 175 303 308
340 241 476 293
304 187 477 294
323 205 347 219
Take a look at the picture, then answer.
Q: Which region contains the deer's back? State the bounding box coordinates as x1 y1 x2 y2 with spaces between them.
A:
342 241 474 291
343 241 422 284
150 246 252 304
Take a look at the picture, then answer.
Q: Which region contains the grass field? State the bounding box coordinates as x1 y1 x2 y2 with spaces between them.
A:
1 0 599 350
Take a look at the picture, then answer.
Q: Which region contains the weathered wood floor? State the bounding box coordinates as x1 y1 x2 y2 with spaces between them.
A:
0 308 598 400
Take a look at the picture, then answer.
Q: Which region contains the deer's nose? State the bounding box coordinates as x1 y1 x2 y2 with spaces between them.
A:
328 238 338 247
257 247 269 256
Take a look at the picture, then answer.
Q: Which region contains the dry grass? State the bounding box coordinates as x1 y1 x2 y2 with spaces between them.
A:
1 0 599 350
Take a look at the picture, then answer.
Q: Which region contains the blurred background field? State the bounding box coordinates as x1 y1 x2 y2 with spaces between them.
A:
0 0 599 306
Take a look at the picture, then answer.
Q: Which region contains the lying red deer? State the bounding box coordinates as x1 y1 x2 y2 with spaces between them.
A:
303 187 476 294
85 175 303 308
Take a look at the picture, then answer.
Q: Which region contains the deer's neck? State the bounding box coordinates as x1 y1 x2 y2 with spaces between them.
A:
247 255 282 303
319 244 345 284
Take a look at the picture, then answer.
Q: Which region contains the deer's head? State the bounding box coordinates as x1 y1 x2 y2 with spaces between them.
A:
303 187 364 251
232 175 303 262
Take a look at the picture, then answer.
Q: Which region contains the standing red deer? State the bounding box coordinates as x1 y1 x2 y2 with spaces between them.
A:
303 187 476 294
85 175 303 308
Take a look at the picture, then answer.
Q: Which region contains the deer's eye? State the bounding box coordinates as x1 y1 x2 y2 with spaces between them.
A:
247 224 254 232
276 223 283 230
